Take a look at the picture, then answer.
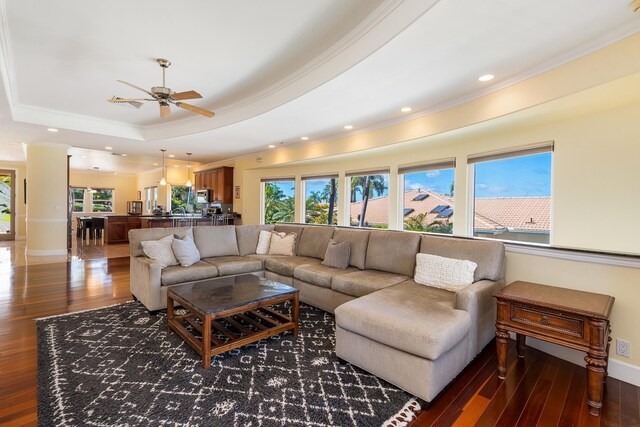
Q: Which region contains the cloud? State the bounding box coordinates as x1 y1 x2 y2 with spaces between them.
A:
426 170 440 178
409 182 424 190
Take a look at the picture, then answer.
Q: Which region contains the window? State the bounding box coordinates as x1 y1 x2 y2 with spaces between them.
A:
262 179 295 224
170 186 198 213
469 143 552 244
399 159 455 234
71 187 85 212
91 189 113 212
347 170 389 228
303 176 338 225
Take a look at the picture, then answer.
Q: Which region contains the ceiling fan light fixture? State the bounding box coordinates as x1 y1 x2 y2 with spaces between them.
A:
632 0 640 12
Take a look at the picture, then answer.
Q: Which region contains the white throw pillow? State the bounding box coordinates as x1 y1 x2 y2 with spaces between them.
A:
414 253 477 292
256 230 273 255
141 235 178 269
171 234 201 267
268 231 297 256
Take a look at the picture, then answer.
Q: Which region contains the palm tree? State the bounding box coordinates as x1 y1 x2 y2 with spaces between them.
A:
358 175 387 227
264 183 286 224
326 178 337 224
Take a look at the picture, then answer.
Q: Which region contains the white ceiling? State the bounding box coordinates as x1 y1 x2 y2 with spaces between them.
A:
0 0 638 174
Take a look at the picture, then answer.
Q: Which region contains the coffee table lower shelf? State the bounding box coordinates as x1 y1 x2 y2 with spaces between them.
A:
167 292 299 368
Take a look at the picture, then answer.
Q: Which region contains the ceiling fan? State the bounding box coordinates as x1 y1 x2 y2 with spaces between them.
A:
108 58 215 119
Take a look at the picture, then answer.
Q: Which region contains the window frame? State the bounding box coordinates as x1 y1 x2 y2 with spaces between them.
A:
91 188 114 213
261 178 296 225
301 174 339 226
345 169 390 229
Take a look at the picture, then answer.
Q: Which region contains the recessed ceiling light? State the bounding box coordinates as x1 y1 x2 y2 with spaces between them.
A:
105 146 112 150
121 153 127 157
81 155 86 159
153 163 158 166
400 107 412 113
47 128 58 132
268 144 276 148
300 137 309 141
168 154 175 158
113 172 117 175
478 74 495 82
344 125 354 130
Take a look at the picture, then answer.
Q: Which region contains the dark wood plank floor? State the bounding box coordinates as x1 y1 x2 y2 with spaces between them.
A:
0 256 638 426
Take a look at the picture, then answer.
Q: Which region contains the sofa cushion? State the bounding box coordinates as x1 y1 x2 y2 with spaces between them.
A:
161 261 219 286
297 226 335 259
171 234 201 267
245 254 285 269
332 228 370 269
201 256 263 276
141 235 178 269
331 269 409 298
269 232 297 256
414 253 477 292
294 263 357 289
321 239 350 269
193 226 240 258
420 235 504 282
265 256 321 277
129 226 192 257
274 224 306 254
256 230 272 254
335 280 471 360
365 230 421 276
235 224 275 256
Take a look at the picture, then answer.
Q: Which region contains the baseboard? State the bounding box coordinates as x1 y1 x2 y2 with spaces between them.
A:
519 335 640 386
26 248 68 256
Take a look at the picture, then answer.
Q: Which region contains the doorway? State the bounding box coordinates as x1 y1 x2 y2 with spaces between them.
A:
0 170 16 241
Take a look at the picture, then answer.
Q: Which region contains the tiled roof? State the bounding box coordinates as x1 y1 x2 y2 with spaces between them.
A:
349 189 550 232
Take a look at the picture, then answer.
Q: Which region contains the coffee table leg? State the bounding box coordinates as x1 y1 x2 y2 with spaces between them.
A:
167 295 174 334
292 293 299 336
202 315 211 369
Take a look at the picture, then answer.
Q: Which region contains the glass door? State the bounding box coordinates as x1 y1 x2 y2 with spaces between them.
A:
0 170 15 241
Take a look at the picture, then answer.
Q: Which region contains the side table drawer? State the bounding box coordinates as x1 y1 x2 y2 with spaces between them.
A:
510 304 584 339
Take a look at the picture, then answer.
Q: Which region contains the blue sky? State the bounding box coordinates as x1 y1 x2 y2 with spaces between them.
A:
267 152 551 200
474 152 551 197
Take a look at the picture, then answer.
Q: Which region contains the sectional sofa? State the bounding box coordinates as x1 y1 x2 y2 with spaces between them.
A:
128 223 505 403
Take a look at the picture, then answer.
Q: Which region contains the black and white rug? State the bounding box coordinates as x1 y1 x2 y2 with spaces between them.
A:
38 301 420 426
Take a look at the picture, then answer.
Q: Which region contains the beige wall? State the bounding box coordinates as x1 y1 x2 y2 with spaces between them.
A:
0 161 27 238
69 171 138 214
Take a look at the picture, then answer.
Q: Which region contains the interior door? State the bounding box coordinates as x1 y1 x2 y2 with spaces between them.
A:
0 170 16 241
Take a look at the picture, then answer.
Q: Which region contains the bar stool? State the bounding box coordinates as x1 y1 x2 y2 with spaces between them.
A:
91 217 104 241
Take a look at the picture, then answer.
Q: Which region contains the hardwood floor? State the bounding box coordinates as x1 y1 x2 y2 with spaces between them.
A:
0 253 637 426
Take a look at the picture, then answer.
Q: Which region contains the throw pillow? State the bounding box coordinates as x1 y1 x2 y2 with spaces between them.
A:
141 235 178 269
171 234 201 267
268 231 297 256
414 253 477 292
321 239 351 269
256 230 273 255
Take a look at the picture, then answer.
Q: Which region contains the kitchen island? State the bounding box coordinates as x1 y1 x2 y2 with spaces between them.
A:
104 215 237 244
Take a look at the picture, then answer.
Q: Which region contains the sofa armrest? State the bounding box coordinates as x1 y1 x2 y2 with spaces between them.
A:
129 256 163 311
455 279 506 359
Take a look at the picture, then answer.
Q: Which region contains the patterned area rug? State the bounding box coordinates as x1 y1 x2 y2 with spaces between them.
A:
38 301 420 426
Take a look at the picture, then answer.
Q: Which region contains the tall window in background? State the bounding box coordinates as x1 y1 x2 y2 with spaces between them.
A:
303 175 338 225
469 143 553 244
262 179 295 224
170 186 198 212
347 170 389 228
91 189 113 213
71 187 85 212
399 159 455 234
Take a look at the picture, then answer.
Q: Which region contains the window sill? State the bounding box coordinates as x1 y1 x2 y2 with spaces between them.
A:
505 243 640 269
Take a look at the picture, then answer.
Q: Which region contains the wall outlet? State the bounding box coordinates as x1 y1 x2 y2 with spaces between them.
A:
616 338 630 358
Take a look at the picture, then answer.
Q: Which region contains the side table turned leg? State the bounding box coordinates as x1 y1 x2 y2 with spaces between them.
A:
516 333 526 358
585 354 607 416
496 328 510 379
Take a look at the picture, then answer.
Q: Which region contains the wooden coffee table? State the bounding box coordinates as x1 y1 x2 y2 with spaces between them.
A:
167 274 299 368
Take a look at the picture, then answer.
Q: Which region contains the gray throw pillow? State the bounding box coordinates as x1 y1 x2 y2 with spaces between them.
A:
322 239 350 269
171 235 201 267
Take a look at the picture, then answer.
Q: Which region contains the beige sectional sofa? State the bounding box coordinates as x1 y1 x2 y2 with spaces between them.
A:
128 223 505 404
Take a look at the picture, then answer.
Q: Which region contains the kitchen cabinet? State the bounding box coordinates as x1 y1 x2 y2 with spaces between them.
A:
194 166 233 204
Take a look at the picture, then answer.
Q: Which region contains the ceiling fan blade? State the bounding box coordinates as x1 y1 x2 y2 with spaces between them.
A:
108 97 152 102
160 103 171 118
117 80 158 98
175 102 215 118
171 90 202 100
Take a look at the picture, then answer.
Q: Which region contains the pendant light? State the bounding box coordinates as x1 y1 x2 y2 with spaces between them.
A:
185 152 192 187
159 149 167 185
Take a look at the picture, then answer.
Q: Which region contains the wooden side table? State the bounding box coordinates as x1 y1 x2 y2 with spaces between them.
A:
494 281 614 416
